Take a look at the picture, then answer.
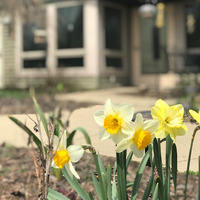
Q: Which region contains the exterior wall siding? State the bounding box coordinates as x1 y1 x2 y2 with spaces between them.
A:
3 24 15 87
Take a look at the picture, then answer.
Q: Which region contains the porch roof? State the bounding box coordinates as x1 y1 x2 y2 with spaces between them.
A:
45 0 190 6
109 0 194 6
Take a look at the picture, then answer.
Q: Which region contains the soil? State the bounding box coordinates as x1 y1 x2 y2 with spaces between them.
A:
0 94 199 199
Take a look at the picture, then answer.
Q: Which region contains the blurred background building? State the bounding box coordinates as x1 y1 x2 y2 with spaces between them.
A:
0 0 199 90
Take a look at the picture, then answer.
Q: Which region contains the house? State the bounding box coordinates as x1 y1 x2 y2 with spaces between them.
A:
0 0 198 90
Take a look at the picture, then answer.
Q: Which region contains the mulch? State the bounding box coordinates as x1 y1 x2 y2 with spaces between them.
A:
0 95 199 199
0 143 198 200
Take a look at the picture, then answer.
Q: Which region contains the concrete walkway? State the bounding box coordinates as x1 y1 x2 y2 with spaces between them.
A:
1 87 200 172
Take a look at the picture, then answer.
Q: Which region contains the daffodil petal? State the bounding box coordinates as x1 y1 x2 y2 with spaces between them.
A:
156 99 169 109
151 99 168 120
169 131 176 142
53 135 59 150
151 107 163 121
173 125 187 136
51 159 58 168
111 131 127 144
60 130 67 149
134 113 143 130
189 109 200 124
104 99 116 116
99 128 110 140
118 104 134 120
67 145 84 163
94 110 105 126
155 125 167 138
171 104 184 116
116 138 133 153
143 119 159 133
121 120 134 135
130 143 144 158
65 162 80 179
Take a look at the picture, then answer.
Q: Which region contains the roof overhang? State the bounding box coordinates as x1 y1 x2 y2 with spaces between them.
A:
44 0 194 6
106 0 191 6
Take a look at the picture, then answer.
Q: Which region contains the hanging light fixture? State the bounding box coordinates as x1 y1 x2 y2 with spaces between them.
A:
139 2 157 18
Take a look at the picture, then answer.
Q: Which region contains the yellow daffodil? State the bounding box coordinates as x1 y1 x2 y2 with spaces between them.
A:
151 99 187 141
189 109 200 125
94 99 134 144
116 113 159 158
52 132 84 179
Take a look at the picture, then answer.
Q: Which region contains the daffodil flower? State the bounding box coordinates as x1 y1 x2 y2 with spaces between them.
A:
52 133 84 179
94 99 134 144
151 99 188 141
189 109 200 125
116 113 159 158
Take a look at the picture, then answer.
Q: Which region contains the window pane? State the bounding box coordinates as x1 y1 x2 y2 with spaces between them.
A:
105 7 121 50
23 11 46 52
58 57 83 67
184 4 200 71
24 59 46 68
185 5 200 48
23 23 46 51
106 57 122 68
57 6 83 49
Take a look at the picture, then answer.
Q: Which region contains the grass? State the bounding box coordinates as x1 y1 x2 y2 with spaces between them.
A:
184 170 199 176
0 89 29 98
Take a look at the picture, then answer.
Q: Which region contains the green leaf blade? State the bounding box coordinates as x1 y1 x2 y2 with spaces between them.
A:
33 97 49 136
61 168 90 200
152 183 159 200
172 143 177 199
153 138 164 185
48 188 70 200
67 127 92 147
9 116 43 151
142 174 154 200
106 165 112 200
131 151 150 200
112 162 118 200
92 173 103 200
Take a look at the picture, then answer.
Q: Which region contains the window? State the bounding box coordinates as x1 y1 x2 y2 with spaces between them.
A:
20 9 47 69
105 7 121 50
184 4 200 71
57 6 83 49
58 58 83 68
24 59 46 69
106 57 122 68
186 4 200 48
140 17 168 74
104 6 125 69
23 23 46 51
16 2 85 74
56 5 84 68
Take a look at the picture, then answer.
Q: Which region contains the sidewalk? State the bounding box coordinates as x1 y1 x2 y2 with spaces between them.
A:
1 87 199 173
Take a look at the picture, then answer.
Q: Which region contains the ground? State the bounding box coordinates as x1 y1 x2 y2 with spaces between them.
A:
0 93 199 199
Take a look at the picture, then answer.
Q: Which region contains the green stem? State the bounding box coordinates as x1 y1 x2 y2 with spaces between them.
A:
116 150 128 200
198 156 200 200
92 149 107 200
172 143 178 200
184 126 200 200
165 135 173 200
